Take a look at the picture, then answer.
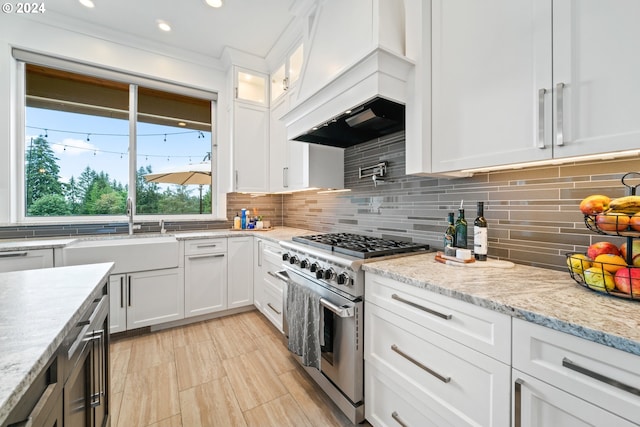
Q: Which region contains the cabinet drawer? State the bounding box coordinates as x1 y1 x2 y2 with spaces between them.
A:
365 303 510 427
262 241 284 265
513 369 638 427
184 238 227 255
365 362 457 427
262 284 283 332
513 319 640 425
0 248 54 272
365 272 511 363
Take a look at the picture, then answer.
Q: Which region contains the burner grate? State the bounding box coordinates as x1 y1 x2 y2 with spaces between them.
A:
292 233 429 259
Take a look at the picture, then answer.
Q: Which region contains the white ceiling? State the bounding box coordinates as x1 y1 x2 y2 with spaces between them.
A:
41 0 298 62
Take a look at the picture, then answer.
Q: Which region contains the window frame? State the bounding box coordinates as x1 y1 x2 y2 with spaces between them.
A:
13 52 222 224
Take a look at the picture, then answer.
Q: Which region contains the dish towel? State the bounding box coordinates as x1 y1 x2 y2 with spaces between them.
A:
286 278 322 369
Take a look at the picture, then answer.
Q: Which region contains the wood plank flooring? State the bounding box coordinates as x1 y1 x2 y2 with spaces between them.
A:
110 310 362 427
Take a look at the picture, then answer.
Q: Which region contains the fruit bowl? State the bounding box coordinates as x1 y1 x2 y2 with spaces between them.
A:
566 252 640 300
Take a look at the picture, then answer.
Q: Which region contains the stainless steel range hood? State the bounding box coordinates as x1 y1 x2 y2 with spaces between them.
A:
282 47 414 149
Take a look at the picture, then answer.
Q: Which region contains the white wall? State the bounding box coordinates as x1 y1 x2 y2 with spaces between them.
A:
0 18 232 223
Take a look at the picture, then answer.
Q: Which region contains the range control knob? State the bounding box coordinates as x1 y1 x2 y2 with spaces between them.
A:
310 262 320 273
282 253 290 262
323 269 334 280
300 259 310 269
315 269 324 280
289 255 299 265
337 273 350 285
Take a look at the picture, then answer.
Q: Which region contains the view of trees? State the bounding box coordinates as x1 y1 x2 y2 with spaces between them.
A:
25 136 212 217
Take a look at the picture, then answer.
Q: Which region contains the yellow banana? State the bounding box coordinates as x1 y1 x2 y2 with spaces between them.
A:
608 196 640 214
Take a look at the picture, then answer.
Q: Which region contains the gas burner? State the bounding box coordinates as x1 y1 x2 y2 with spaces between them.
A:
292 233 429 259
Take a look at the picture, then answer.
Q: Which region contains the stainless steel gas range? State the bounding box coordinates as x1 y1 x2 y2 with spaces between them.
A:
279 233 429 424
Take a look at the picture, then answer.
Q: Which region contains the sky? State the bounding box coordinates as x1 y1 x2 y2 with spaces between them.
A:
26 107 212 189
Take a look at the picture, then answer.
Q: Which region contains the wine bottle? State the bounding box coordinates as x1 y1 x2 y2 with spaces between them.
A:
474 202 488 261
455 208 467 249
444 212 456 249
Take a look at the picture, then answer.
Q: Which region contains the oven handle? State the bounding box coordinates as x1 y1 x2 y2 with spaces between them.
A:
320 298 355 318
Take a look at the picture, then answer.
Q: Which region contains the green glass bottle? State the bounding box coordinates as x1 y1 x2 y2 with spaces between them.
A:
455 208 468 249
444 212 456 248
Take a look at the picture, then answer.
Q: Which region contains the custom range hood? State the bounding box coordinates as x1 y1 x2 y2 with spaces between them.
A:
282 0 414 149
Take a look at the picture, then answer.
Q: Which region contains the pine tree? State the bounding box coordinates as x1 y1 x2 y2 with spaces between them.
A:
25 136 63 211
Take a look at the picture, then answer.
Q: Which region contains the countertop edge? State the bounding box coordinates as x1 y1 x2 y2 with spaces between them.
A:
362 263 640 357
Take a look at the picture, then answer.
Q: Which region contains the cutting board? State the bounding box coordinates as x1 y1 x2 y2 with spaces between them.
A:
436 255 515 268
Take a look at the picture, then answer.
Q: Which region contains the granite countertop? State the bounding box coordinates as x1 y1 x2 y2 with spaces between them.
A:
363 252 640 356
173 226 317 244
0 263 114 425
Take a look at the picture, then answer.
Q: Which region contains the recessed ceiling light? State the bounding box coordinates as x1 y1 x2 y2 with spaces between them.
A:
178 122 186 127
157 19 172 32
204 0 223 8
79 0 95 8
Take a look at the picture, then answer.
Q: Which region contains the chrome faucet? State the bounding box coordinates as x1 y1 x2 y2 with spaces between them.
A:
159 219 166 234
126 197 136 235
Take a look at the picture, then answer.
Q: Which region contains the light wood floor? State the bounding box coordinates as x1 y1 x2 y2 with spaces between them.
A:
110 310 364 427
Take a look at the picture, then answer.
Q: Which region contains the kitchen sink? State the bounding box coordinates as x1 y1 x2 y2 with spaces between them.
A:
61 235 179 273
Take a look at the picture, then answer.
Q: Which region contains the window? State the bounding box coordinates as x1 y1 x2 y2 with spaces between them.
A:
21 61 216 219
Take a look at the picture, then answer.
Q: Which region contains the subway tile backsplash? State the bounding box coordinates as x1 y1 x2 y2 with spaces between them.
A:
2 131 638 272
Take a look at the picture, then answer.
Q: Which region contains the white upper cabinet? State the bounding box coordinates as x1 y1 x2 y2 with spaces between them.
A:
271 43 304 103
232 67 270 192
235 67 268 106
430 0 640 173
269 89 344 192
552 0 640 159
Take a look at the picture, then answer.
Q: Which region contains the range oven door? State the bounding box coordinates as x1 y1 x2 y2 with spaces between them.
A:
281 266 364 406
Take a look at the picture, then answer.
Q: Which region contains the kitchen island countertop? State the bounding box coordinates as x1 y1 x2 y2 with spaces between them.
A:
0 263 114 425
363 252 640 356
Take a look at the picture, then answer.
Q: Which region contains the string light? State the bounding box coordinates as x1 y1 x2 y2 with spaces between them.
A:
27 125 209 162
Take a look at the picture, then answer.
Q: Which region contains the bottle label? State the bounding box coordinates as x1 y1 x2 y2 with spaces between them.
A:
474 227 488 254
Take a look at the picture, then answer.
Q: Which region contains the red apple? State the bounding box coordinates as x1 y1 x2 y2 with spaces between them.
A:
620 240 640 259
587 241 620 260
614 267 640 295
579 195 611 215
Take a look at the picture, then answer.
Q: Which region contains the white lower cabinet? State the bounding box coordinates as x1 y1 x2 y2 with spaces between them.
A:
364 272 511 426
184 238 228 318
512 318 640 426
0 248 53 272
254 238 285 332
109 268 184 333
227 236 253 309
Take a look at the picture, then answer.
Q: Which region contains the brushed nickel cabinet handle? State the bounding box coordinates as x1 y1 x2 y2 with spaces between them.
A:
235 170 239 191
514 378 524 427
391 411 408 427
257 240 263 266
196 244 218 248
267 303 281 315
537 88 547 149
128 276 132 307
120 276 124 308
562 357 640 396
391 294 452 320
391 344 450 383
188 253 225 260
555 82 565 146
